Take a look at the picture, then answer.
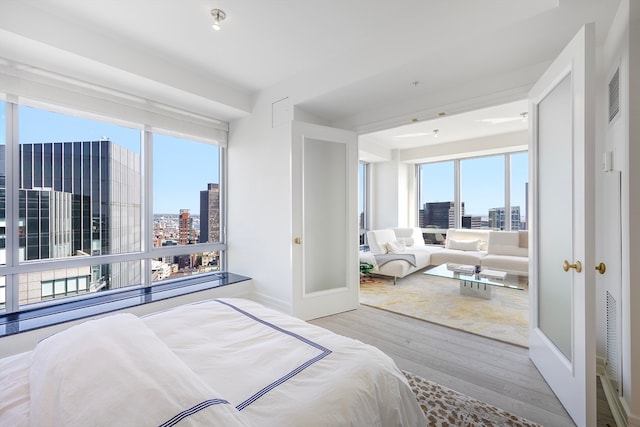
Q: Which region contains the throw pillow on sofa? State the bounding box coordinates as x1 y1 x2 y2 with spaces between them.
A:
446 239 480 251
387 240 407 253
396 237 415 247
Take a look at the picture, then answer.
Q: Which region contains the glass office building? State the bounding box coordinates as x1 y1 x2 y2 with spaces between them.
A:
0 140 141 301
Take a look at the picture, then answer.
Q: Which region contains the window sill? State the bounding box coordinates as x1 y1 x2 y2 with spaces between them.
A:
0 272 251 338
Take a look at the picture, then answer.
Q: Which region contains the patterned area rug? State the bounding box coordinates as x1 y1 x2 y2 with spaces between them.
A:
360 270 529 347
403 370 541 427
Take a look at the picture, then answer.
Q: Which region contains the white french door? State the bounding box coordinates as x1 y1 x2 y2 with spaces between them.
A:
291 121 359 320
528 24 596 427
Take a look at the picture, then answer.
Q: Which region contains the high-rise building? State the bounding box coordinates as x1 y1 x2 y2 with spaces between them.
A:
420 201 464 229
199 183 220 243
0 140 142 302
178 209 194 245
488 207 522 230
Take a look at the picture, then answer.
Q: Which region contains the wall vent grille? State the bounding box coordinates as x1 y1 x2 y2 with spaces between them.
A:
609 68 620 123
606 290 619 391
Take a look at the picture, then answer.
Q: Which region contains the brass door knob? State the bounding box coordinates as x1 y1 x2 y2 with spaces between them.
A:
563 260 582 273
595 262 606 275
294 237 302 245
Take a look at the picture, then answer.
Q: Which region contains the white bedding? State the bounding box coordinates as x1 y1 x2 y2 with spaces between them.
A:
0 298 426 427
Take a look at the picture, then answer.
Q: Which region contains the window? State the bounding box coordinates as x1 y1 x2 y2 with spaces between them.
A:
1 100 226 312
18 106 142 260
358 162 368 246
510 152 528 230
460 155 505 229
418 161 454 244
418 152 527 234
151 133 222 282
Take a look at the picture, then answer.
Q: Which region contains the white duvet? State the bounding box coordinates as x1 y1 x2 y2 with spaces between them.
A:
1 298 426 427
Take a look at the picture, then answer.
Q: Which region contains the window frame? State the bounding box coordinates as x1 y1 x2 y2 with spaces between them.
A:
358 161 370 247
417 150 528 232
0 98 228 314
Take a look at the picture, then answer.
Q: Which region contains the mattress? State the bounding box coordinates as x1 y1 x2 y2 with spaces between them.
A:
0 298 425 426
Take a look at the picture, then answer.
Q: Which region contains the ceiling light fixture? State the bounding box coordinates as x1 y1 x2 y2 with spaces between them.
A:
433 129 439 138
520 112 528 122
211 8 226 30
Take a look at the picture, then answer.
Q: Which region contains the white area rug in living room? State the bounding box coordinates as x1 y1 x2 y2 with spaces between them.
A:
359 270 529 347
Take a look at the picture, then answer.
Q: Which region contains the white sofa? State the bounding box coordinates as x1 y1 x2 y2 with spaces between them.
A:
481 230 529 275
361 227 528 283
362 227 443 283
429 229 490 266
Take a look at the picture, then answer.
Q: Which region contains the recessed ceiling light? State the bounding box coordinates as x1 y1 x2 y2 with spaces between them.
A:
394 132 433 139
477 117 522 125
211 9 226 30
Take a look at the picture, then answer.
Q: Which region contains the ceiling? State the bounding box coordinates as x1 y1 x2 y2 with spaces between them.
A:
0 0 620 144
360 99 529 151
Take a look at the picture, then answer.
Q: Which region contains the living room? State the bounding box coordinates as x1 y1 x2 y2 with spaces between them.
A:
356 100 531 346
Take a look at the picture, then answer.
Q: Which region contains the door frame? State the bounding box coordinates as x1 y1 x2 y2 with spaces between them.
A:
291 120 359 320
528 23 597 427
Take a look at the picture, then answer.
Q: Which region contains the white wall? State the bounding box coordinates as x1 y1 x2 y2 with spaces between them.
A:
400 131 528 163
601 1 640 424
227 92 294 313
628 3 640 422
369 151 414 229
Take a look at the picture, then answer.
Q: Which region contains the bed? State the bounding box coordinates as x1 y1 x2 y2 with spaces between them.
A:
0 298 426 426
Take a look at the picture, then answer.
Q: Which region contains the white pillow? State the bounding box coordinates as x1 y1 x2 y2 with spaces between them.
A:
397 237 415 247
386 240 407 253
29 314 251 427
446 239 479 251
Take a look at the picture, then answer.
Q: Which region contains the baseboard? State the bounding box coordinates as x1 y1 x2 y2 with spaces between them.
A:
249 290 292 314
596 355 606 376
599 371 629 427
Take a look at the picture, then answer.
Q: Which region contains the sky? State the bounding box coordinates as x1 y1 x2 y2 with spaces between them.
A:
358 153 528 220
2 102 219 214
420 153 528 218
6 101 526 218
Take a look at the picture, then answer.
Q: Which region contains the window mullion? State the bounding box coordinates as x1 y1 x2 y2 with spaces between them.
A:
505 153 512 231
5 101 19 313
142 129 153 287
218 145 227 270
453 159 461 229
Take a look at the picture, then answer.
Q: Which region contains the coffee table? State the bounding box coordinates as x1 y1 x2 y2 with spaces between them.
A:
424 263 527 299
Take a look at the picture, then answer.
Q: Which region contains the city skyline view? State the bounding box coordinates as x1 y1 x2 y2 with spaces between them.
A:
0 101 224 306
5 105 220 214
420 152 528 220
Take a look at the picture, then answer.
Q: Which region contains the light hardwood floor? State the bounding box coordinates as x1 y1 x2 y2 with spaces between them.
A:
310 304 576 426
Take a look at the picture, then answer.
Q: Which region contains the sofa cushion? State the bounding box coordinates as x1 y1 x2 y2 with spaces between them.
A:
518 230 528 248
481 254 528 275
487 231 528 257
393 227 425 247
445 229 490 251
367 229 397 255
387 240 407 253
397 237 415 246
430 249 486 266
446 239 479 251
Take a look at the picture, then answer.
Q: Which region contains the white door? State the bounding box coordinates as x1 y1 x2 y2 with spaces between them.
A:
291 121 359 320
528 24 596 427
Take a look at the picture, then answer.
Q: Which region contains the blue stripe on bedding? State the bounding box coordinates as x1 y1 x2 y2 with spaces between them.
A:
213 299 332 411
158 398 230 427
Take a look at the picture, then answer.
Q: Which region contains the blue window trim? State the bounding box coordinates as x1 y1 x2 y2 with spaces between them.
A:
0 272 250 337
